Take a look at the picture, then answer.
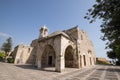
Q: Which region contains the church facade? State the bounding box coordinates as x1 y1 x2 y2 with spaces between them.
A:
13 26 96 72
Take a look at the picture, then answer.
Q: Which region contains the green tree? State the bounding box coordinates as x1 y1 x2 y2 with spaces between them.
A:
0 52 5 61
85 0 120 63
107 51 116 59
1 37 12 55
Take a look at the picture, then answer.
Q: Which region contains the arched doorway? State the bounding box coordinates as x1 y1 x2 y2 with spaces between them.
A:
41 45 56 68
65 45 74 68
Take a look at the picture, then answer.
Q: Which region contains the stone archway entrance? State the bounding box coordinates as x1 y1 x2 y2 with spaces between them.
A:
65 45 74 68
41 45 56 68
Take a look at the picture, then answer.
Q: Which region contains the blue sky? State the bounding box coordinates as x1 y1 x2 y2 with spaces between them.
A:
0 0 107 58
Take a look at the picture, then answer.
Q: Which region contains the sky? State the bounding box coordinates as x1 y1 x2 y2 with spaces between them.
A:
0 0 108 58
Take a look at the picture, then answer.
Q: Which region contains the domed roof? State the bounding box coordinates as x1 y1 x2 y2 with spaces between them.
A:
48 31 70 38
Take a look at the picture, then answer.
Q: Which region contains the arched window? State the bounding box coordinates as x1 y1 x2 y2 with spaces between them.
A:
81 35 83 40
83 55 86 66
88 50 92 54
90 57 92 65
28 48 30 53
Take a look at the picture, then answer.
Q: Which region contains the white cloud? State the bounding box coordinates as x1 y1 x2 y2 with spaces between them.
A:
0 32 12 38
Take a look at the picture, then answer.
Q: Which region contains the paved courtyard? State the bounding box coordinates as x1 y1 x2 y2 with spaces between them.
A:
0 62 120 80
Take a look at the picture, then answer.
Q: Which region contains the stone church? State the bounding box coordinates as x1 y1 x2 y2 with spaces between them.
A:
13 26 96 72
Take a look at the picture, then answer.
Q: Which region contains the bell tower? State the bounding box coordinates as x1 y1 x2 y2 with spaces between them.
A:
39 25 48 38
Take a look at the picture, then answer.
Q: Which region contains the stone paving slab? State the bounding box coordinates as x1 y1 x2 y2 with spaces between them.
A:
0 62 120 80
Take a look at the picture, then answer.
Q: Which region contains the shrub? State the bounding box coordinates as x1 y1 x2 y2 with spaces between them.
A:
0 52 5 61
7 58 14 63
96 60 109 65
116 61 120 65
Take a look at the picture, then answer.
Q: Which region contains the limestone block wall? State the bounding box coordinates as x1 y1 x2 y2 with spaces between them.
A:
27 39 38 64
13 26 96 72
77 30 96 68
36 35 62 72
63 27 96 68
14 45 33 64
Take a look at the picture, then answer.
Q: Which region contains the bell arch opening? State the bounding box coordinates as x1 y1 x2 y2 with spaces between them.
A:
65 45 74 68
41 45 56 68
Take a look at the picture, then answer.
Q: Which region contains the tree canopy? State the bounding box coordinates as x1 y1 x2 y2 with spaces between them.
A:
85 0 120 63
1 37 12 54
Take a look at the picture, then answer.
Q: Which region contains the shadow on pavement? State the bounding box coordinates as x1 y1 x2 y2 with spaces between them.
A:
15 64 38 70
97 68 120 72
15 64 56 72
